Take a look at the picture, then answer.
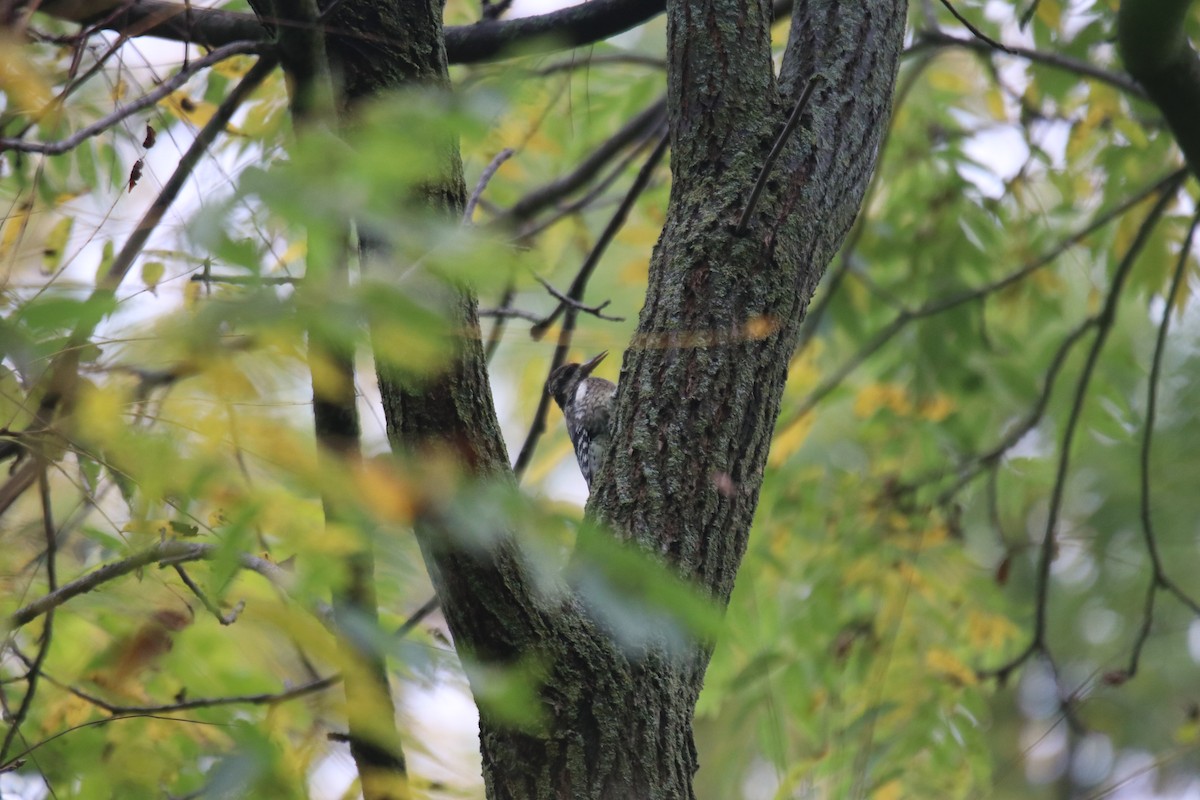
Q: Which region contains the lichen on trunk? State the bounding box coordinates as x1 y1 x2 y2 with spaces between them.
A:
326 0 906 796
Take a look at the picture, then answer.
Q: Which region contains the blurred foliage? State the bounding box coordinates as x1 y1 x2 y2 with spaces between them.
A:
2 0 1200 799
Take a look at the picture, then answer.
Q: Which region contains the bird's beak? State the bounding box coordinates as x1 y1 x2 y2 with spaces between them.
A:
580 351 608 375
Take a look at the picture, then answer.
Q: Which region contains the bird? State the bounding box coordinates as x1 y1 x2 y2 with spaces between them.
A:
545 351 617 489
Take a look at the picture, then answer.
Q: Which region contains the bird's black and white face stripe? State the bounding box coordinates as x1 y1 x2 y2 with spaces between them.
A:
545 352 615 489
545 351 608 411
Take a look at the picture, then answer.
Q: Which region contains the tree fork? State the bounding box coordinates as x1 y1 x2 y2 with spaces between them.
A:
318 0 905 797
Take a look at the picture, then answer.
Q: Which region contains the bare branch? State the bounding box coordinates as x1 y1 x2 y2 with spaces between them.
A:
59 0 666 61
504 97 666 225
463 148 515 226
478 307 543 323
516 128 666 240
983 171 1184 682
909 30 1146 98
533 275 624 322
6 55 278 477
736 77 818 235
0 466 58 764
10 646 338 716
9 541 295 630
935 0 1014 54
173 565 244 625
528 130 669 341
1119 208 1200 682
778 168 1186 431
394 595 439 639
512 130 669 480
0 459 40 517
0 41 265 155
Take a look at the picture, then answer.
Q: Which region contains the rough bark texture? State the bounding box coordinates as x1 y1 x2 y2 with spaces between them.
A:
324 0 905 798
593 0 905 598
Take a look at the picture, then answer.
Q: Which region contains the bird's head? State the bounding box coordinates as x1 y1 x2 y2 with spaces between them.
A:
545 351 608 408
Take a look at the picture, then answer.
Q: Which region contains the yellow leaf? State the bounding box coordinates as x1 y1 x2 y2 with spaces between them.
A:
854 382 912 418
94 239 114 286
927 64 971 94
917 392 955 422
160 90 219 128
983 86 1006 121
872 779 904 800
0 37 53 116
141 260 165 292
275 238 307 270
0 201 32 261
356 459 416 522
76 382 129 444
41 217 73 274
0 366 33 431
1176 719 1200 745
211 54 254 78
966 610 1020 651
184 280 202 308
922 522 949 545
1035 0 1062 30
925 648 977 686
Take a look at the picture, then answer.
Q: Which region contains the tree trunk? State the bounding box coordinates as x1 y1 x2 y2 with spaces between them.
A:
324 0 906 797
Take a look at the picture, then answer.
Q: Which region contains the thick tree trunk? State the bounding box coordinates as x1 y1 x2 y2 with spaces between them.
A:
322 0 905 797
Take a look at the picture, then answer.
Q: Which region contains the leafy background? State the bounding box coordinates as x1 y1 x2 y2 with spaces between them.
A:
2 0 1200 797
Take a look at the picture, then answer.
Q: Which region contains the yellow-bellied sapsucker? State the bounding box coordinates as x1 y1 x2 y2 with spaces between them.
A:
546 351 616 489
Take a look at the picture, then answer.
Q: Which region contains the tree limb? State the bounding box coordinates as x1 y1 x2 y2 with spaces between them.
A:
985 170 1184 682
0 40 264 155
1118 0 1200 175
58 0 667 61
9 541 295 630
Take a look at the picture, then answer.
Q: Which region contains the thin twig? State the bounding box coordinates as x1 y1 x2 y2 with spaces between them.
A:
2 713 230 769
909 30 1146 98
533 275 624 322
189 274 299 285
531 53 666 76
0 467 58 764
0 41 265 155
935 0 1014 55
11 647 337 715
504 97 667 224
10 541 294 630
736 77 818 235
483 284 516 362
778 168 1186 433
513 131 669 480
1123 208 1200 681
983 171 1184 682
528 129 669 341
516 123 667 241
463 148 515 226
394 595 440 639
173 565 244 625
478 306 544 323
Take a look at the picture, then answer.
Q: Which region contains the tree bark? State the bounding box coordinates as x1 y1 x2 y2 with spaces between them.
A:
318 0 905 797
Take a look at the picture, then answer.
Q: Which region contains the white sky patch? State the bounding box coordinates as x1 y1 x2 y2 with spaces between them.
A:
959 121 1030 199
